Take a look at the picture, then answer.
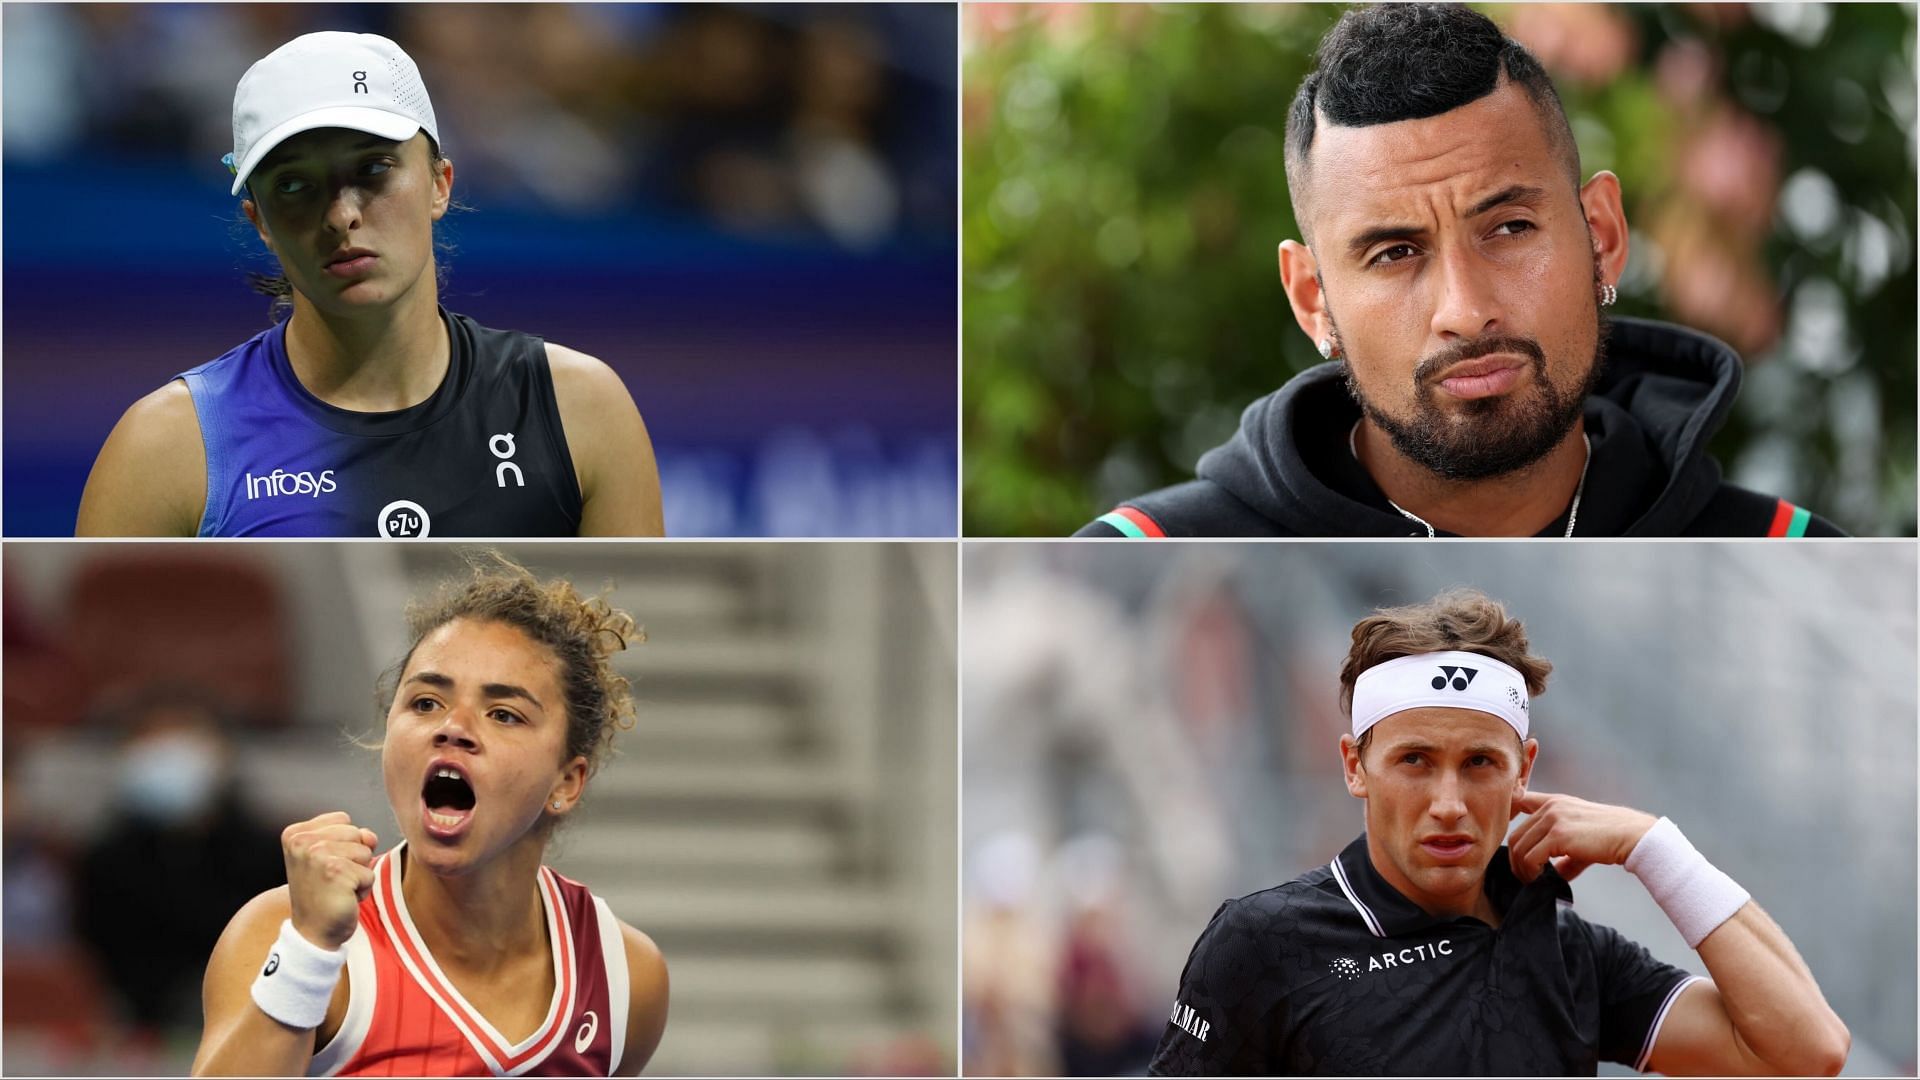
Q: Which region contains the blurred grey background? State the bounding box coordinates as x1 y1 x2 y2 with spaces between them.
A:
4 542 957 1076
961 542 1916 1077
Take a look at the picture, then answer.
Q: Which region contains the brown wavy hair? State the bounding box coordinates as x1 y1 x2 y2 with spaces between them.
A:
1340 589 1550 758
376 549 639 775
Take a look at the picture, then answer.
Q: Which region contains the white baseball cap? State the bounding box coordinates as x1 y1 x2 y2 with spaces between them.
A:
226 31 439 197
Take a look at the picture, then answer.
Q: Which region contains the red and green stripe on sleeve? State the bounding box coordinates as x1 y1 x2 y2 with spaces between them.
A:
1765 499 1811 538
1097 498 1812 537
1094 506 1167 538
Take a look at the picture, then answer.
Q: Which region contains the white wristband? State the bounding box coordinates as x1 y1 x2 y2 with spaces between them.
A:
1625 817 1750 948
250 919 348 1030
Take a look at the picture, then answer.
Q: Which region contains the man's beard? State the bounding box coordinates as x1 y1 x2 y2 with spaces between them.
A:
1338 313 1608 482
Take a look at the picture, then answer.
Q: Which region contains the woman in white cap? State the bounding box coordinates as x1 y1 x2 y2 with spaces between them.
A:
75 31 663 538
190 551 669 1076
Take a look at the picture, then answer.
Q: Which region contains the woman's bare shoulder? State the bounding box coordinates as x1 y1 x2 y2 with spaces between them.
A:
615 920 668 1075
76 379 207 536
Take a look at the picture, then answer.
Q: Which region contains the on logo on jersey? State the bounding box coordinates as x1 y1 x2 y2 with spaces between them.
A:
490 432 525 488
246 468 336 499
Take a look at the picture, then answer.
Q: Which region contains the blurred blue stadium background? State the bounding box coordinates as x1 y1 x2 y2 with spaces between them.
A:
3 3 958 537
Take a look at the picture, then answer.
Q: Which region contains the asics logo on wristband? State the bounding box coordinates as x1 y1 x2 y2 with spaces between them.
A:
251 919 348 1030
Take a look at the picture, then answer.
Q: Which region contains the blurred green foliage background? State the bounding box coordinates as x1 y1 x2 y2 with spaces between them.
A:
963 3 1917 536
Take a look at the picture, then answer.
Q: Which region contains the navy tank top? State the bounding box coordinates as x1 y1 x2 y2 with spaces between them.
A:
179 309 582 537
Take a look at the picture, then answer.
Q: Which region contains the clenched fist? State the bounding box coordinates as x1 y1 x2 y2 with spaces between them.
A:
282 811 378 950
1507 791 1657 884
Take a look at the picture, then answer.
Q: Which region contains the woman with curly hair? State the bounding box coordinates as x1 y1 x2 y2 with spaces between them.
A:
193 552 668 1076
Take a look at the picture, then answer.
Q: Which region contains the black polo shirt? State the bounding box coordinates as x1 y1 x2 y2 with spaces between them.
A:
1149 833 1704 1076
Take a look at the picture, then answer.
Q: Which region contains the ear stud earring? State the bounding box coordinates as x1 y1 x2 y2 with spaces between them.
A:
1317 338 1335 360
1600 282 1617 307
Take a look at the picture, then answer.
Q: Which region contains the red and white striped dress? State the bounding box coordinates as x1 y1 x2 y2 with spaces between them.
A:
309 844 631 1077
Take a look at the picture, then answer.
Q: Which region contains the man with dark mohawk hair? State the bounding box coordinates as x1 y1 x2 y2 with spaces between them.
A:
1080 4 1841 539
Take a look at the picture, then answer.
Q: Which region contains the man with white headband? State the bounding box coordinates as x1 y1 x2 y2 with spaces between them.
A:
1150 589 1849 1076
77 30 662 538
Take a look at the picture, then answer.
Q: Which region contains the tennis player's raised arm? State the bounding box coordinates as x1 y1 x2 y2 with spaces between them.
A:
76 380 207 536
191 886 340 1076
615 922 670 1075
194 812 376 1077
1643 903 1849 1077
1507 792 1848 1076
546 343 664 537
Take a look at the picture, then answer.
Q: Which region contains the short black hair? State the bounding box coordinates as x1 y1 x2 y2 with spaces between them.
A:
1284 4 1580 240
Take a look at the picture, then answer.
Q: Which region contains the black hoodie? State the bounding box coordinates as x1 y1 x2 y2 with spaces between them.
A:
1075 317 1845 538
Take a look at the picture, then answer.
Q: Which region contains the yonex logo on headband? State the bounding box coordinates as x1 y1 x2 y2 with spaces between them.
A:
1351 650 1531 739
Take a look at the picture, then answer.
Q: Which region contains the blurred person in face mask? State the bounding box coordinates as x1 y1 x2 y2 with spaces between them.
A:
72 687 284 1035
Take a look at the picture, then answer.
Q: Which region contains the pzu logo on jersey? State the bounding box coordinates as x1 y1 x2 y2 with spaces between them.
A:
378 499 431 539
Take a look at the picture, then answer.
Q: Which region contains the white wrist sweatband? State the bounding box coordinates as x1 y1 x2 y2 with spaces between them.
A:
1625 817 1750 948
250 919 347 1030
